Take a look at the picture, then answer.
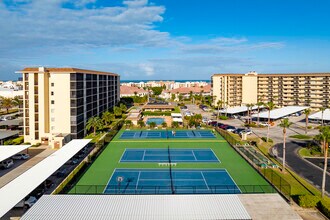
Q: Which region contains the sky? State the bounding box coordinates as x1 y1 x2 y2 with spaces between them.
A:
1 0 330 80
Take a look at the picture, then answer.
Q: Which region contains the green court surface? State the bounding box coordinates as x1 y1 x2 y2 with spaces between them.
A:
70 129 271 194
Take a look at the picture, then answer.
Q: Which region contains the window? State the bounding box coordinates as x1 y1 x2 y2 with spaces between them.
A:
51 126 55 130
51 109 55 113
51 83 54 87
51 117 55 122
51 91 54 96
51 100 55 104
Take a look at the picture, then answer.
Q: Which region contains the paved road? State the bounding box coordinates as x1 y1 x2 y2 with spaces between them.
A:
273 140 330 195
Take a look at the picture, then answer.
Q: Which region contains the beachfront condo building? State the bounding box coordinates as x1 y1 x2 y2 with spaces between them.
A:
17 67 120 148
212 71 330 109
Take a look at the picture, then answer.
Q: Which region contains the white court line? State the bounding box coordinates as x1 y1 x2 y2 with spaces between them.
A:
103 168 118 193
139 179 205 181
135 171 141 190
142 149 146 161
210 149 222 163
191 150 197 161
200 171 210 190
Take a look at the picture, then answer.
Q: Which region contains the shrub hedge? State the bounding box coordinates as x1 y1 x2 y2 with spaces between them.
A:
4 136 24 145
318 199 330 218
297 195 320 208
142 111 171 116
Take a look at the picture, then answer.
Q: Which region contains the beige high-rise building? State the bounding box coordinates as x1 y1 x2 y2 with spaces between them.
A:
17 67 120 148
212 72 330 109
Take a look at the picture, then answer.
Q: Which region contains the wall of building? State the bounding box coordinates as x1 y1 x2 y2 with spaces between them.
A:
242 74 258 105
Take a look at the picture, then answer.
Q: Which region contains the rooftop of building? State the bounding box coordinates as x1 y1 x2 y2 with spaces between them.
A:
18 67 118 76
212 72 330 77
163 84 211 94
120 85 147 95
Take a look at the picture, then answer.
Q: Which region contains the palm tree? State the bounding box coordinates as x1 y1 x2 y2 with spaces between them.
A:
0 97 14 113
278 118 293 172
149 121 156 128
172 121 179 128
189 91 193 102
138 120 145 128
320 107 327 127
314 126 330 197
161 122 167 128
86 116 102 135
245 103 252 124
12 96 23 108
265 101 276 142
124 120 132 128
102 111 114 127
113 106 122 118
120 103 127 113
256 101 264 125
303 108 311 134
216 100 223 121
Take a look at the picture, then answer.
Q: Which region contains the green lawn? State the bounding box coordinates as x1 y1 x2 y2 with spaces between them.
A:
70 129 270 194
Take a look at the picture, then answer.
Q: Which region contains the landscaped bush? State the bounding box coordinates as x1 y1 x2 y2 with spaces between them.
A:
318 199 330 218
4 136 24 145
297 195 320 208
289 134 312 140
244 122 257 127
142 111 171 116
307 125 313 129
261 137 273 143
219 115 228 120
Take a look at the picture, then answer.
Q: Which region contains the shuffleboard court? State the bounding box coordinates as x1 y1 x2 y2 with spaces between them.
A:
104 169 240 194
120 149 220 162
120 130 216 139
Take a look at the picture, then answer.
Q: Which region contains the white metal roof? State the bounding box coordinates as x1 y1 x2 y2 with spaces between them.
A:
21 194 251 220
0 130 19 140
0 145 31 162
0 139 91 218
219 105 263 115
171 113 182 117
251 106 308 120
172 118 183 122
309 109 330 121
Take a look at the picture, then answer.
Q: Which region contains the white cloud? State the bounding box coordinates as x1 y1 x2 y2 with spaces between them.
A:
139 63 155 76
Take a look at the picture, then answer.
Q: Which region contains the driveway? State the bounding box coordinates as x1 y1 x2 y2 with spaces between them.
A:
273 140 330 195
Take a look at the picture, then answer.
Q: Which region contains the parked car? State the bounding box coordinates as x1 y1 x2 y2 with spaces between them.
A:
12 153 30 160
15 196 37 209
233 128 245 134
259 122 270 127
209 121 218 126
0 159 14 169
55 167 68 178
241 129 252 135
225 126 236 132
66 158 79 165
180 106 187 110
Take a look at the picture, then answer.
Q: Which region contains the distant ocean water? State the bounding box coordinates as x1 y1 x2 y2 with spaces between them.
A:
121 79 211 83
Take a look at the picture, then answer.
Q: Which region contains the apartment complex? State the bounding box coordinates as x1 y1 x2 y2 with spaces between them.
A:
18 67 120 148
212 71 330 109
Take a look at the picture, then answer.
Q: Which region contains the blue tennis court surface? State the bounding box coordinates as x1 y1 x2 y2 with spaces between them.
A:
120 130 216 139
104 169 240 194
120 149 220 162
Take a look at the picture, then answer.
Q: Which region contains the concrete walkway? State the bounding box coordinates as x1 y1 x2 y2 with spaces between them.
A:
0 147 56 188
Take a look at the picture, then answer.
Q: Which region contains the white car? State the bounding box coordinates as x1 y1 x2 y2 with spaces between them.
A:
12 153 30 160
15 196 37 208
240 129 252 135
259 122 270 127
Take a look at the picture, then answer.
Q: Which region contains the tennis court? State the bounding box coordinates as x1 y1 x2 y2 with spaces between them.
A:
104 169 240 194
120 130 216 139
120 149 220 162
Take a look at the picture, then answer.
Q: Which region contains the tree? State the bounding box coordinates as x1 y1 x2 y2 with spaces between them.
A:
161 122 167 128
151 87 163 96
113 106 122 118
171 93 175 101
102 111 114 127
12 96 22 108
265 101 276 142
86 116 102 135
0 97 14 113
245 103 252 124
120 103 127 113
320 107 326 127
134 91 138 97
278 118 293 172
303 108 311 134
314 126 330 197
256 101 264 125
216 100 223 121
172 121 179 128
138 120 145 128
124 120 132 128
178 94 183 101
189 91 193 101
149 121 156 128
